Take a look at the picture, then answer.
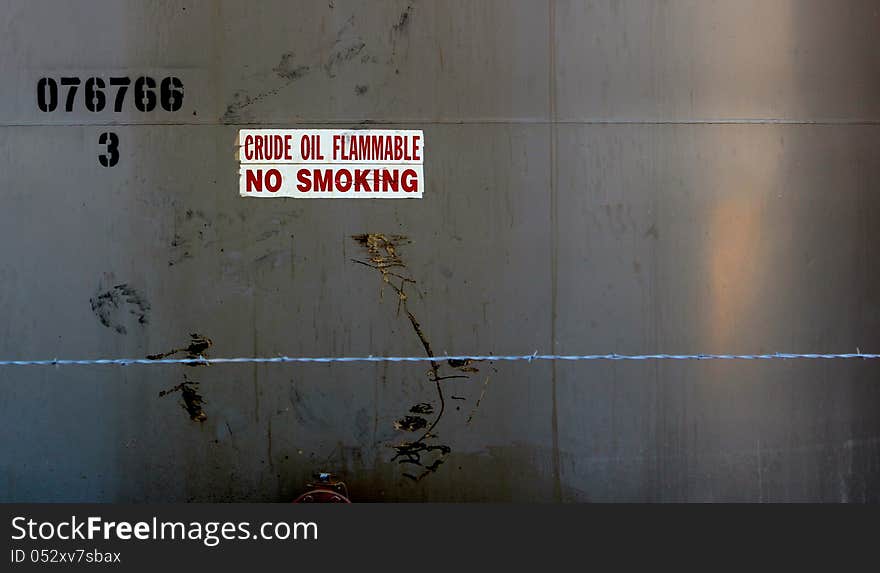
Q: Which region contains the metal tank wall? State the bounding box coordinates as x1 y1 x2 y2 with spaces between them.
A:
1 0 879 501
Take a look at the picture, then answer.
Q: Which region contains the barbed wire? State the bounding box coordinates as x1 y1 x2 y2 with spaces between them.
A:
0 352 878 367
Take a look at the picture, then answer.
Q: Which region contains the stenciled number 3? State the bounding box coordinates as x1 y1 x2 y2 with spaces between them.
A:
98 132 119 167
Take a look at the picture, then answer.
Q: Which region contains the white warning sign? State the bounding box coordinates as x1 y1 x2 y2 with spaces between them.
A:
237 129 424 198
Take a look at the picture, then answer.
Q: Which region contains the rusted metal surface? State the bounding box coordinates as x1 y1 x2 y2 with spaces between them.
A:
0 1 879 501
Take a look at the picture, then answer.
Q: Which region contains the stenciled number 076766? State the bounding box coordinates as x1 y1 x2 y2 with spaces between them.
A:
35 75 185 168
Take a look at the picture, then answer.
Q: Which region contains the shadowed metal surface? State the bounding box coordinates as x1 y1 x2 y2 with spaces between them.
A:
0 0 878 501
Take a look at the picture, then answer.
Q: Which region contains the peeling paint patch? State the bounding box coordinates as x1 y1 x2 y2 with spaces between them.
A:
147 333 213 363
159 375 207 422
394 415 428 432
447 358 480 372
409 402 433 415
152 334 213 422
353 233 471 482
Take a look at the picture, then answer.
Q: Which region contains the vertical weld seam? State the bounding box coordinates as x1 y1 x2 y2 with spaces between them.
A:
253 296 260 424
549 0 562 502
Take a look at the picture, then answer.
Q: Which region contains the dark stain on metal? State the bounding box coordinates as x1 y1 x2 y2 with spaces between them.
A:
397 443 451 482
403 457 444 481
409 402 433 415
89 283 150 335
323 41 367 78
447 358 480 372
159 375 207 423
392 5 413 33
168 233 190 266
152 334 213 421
223 73 304 121
146 333 213 364
223 17 371 121
353 233 473 482
388 4 413 65
273 52 311 81
394 415 428 432
168 209 216 266
354 84 369 95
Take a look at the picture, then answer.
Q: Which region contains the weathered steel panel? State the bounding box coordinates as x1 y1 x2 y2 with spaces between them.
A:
555 0 880 121
0 1 878 501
